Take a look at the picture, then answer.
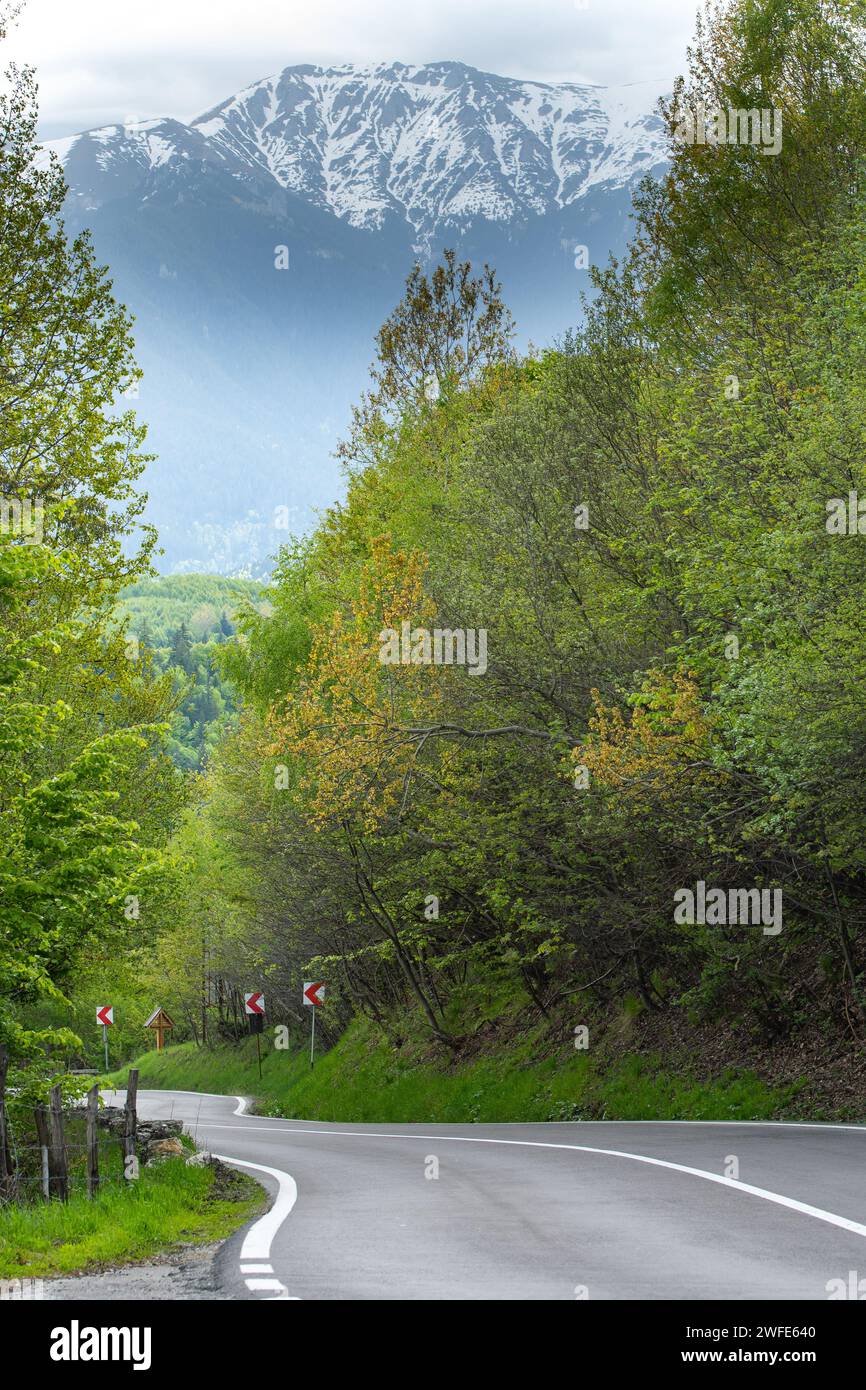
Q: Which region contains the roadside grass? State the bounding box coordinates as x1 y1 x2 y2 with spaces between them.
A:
106 1015 800 1124
0 1145 263 1279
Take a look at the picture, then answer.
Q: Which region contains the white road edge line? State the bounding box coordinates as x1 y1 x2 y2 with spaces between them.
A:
105 1089 250 1115
212 1153 299 1300
134 1090 866 1132
212 1125 866 1243
131 1089 249 1115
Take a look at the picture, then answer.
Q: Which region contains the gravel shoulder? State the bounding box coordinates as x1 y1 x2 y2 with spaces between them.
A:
42 1240 229 1301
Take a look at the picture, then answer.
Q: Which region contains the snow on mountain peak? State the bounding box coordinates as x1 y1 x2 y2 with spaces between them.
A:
44 61 668 234
191 62 668 232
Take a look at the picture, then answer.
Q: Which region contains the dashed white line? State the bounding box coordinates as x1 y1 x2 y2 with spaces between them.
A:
213 1152 299 1300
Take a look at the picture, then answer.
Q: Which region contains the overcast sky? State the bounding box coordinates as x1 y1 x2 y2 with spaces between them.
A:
3 0 700 139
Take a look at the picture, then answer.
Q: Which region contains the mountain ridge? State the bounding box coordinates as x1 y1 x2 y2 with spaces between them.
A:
41 61 670 574
46 61 668 241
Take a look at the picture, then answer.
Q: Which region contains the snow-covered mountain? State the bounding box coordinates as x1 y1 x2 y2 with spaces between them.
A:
49 62 666 238
45 63 669 573
189 62 666 236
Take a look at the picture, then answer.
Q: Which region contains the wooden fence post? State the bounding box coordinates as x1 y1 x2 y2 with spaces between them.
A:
33 1105 50 1199
123 1069 138 1180
48 1084 68 1201
0 1047 13 1198
86 1084 99 1198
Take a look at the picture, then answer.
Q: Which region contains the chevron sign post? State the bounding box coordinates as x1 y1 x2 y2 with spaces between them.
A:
303 982 325 1067
96 1005 114 1070
244 992 265 1077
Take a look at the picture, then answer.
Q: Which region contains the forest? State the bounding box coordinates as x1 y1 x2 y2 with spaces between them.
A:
4 0 866 1120
117 575 266 769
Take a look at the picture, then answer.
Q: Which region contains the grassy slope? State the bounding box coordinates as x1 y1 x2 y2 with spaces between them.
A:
0 1155 262 1279
107 1011 803 1124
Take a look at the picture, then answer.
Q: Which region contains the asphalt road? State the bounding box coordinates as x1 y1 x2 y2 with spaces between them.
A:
104 1089 866 1300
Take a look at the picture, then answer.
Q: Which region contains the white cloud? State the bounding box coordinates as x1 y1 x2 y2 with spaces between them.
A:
4 0 698 138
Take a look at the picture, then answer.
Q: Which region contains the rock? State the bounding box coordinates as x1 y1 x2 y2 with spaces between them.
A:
185 1151 215 1168
96 1110 184 1142
96 1106 126 1133
138 1120 184 1141
146 1138 185 1161
97 1108 190 1166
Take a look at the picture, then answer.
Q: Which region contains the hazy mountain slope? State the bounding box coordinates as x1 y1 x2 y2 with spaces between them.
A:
45 63 668 573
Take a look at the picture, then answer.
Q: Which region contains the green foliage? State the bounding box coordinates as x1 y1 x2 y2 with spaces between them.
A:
0 58 155 599
0 27 183 1096
147 0 866 1090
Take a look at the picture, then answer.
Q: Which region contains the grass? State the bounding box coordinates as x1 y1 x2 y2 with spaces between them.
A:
106 1012 801 1124
0 1140 263 1280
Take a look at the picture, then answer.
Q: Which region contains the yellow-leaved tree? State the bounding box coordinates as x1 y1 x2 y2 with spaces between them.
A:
267 535 445 831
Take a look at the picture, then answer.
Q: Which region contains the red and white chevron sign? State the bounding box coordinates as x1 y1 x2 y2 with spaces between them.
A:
96 1005 114 1027
303 981 325 1008
244 991 265 1016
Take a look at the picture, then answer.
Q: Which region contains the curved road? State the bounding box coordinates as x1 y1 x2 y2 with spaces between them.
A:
107 1090 866 1300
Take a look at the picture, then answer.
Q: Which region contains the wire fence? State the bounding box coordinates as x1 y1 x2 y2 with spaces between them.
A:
0 1058 143 1209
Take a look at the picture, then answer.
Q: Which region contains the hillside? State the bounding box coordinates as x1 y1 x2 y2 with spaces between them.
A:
118 574 267 646
112 988 858 1125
